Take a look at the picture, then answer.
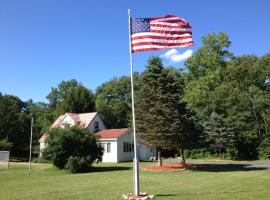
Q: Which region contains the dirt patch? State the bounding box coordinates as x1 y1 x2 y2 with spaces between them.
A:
142 163 200 172
122 192 154 200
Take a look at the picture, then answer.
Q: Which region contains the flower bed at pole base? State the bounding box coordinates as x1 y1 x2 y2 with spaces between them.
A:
141 163 201 172
122 192 154 200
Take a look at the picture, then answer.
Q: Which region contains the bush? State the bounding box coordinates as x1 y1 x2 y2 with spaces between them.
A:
42 126 103 173
184 149 212 159
225 147 238 159
64 156 93 173
258 137 270 159
32 157 50 163
184 149 236 160
0 139 13 151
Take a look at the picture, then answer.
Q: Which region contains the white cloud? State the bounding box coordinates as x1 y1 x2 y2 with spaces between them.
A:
161 49 193 63
162 49 178 58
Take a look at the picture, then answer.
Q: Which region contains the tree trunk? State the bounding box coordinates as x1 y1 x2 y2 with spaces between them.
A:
179 147 185 164
157 150 162 166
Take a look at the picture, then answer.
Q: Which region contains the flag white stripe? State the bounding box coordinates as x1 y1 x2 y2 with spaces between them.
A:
131 32 192 38
132 38 193 44
152 17 185 22
150 21 187 26
150 27 192 32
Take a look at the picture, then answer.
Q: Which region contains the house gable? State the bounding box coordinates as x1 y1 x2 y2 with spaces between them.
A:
87 114 106 132
39 112 106 148
59 114 76 128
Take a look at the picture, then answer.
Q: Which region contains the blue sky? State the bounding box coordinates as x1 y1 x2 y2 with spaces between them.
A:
0 0 269 102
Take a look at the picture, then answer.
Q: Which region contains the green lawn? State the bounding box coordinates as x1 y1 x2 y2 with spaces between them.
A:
0 160 270 200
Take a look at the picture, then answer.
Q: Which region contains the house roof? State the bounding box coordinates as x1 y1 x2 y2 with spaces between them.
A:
51 112 98 128
39 112 99 143
97 128 129 139
39 133 48 143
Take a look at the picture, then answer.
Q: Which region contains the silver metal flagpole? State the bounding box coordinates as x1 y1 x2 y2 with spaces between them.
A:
29 113 33 174
128 9 140 196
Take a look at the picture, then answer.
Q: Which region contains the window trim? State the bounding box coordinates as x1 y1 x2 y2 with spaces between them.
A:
107 142 111 153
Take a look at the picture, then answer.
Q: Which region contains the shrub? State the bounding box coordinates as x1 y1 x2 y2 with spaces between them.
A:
0 139 13 151
258 137 270 159
225 147 238 159
184 149 212 159
32 157 50 163
184 149 236 160
42 126 103 173
64 156 92 173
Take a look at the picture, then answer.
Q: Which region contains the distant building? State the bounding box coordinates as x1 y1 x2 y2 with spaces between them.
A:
39 112 156 162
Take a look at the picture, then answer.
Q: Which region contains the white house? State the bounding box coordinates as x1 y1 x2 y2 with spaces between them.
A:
39 112 106 153
39 112 156 162
97 128 156 162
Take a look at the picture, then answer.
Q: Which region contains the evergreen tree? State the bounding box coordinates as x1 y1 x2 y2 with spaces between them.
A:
203 112 235 156
136 57 191 165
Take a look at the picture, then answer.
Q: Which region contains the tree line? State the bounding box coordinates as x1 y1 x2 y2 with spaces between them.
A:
0 32 269 160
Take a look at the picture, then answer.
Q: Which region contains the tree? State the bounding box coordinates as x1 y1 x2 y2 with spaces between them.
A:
42 126 103 173
223 55 270 158
26 100 52 132
184 32 270 159
0 93 31 156
47 79 79 110
136 57 191 165
185 32 233 79
46 79 95 119
95 76 132 128
203 112 235 156
62 86 95 113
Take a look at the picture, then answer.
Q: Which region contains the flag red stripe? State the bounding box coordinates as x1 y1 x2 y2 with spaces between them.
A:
150 30 192 35
132 41 193 47
152 19 189 24
150 15 178 20
150 17 187 24
150 24 192 29
132 43 193 53
132 35 192 41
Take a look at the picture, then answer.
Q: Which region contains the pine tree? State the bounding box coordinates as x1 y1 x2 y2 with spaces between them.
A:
203 112 235 157
136 57 191 165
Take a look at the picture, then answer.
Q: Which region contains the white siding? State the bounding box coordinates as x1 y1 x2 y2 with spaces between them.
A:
139 144 156 161
98 140 118 162
59 115 75 128
98 130 156 163
88 115 106 132
39 142 46 156
117 131 134 162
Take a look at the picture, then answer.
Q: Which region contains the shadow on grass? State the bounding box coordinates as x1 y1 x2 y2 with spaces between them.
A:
156 189 270 197
187 163 269 172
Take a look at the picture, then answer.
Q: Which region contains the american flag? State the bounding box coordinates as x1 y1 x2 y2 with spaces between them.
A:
130 15 193 53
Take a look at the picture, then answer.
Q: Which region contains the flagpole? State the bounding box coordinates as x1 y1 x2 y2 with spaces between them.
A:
29 113 33 174
128 9 140 196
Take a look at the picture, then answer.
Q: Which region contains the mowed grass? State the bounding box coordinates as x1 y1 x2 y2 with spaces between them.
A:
0 160 270 200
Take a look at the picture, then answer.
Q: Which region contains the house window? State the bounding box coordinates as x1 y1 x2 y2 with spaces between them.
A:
123 142 126 152
107 143 111 153
123 142 134 152
94 121 99 131
99 143 105 151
